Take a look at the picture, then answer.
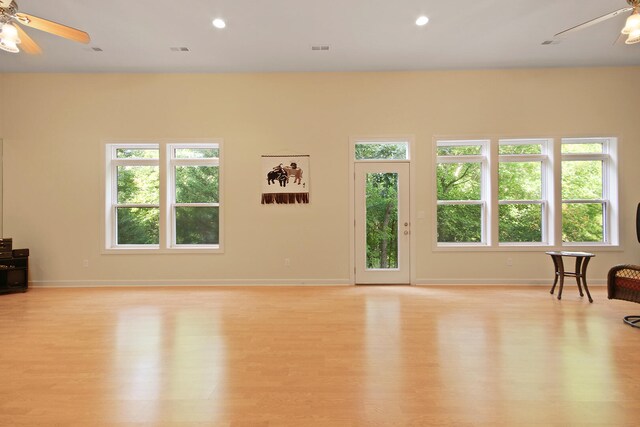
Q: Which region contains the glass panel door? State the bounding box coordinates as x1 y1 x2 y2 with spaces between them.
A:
355 163 410 284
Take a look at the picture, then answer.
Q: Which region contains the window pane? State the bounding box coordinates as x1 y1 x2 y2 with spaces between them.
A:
561 143 603 154
174 148 219 159
562 161 602 199
117 208 159 244
436 145 482 156
499 162 541 200
117 166 159 204
116 148 159 159
499 204 542 242
499 144 542 155
175 166 219 203
355 143 408 160
437 204 482 243
175 207 219 245
366 173 399 269
562 203 604 242
437 163 481 200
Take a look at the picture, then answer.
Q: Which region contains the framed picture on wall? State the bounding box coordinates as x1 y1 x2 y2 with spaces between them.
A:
261 155 310 204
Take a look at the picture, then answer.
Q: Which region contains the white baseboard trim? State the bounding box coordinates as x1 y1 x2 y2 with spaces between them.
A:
28 278 352 288
415 278 606 286
28 278 608 288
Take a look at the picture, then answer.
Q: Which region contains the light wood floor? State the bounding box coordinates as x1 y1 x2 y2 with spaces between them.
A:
1 285 639 426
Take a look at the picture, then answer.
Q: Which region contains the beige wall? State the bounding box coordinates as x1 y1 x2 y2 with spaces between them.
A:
1 68 639 286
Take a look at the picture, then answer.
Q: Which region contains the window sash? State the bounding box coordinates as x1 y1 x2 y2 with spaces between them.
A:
168 144 220 248
105 141 222 251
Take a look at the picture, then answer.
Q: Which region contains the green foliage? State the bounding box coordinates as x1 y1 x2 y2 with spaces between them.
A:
498 144 541 155
499 204 542 242
499 162 541 200
176 207 219 244
437 205 482 242
366 173 398 268
562 161 602 199
117 166 159 204
563 203 603 242
562 143 602 154
175 148 219 159
116 149 159 159
437 145 482 156
117 208 159 244
355 144 407 160
175 166 219 203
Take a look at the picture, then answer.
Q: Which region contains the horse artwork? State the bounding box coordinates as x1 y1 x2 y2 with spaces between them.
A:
261 155 310 204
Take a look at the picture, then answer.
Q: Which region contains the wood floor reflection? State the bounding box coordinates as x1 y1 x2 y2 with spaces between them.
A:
1 286 639 426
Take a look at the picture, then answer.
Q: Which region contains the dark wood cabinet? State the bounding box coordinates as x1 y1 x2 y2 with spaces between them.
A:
0 251 29 295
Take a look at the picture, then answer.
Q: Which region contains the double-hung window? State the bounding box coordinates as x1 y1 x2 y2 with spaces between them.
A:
498 139 549 244
436 140 488 244
169 145 220 246
561 138 616 244
105 141 223 251
434 136 618 249
110 145 160 246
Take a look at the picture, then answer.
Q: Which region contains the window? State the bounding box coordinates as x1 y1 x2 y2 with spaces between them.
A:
105 141 222 251
498 139 549 244
354 141 409 160
111 146 160 246
436 141 487 244
561 138 615 244
434 136 618 249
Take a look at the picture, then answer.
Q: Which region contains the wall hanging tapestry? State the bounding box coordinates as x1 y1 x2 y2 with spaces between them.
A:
261 155 310 204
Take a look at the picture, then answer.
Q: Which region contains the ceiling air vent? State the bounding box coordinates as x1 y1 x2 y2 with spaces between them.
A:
170 47 190 52
311 45 330 51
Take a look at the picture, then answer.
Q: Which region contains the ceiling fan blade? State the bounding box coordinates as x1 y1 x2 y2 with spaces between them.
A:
14 23 42 54
554 7 633 38
613 32 627 45
14 12 90 44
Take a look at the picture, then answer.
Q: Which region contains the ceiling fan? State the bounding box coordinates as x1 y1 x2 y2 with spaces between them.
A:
555 0 640 44
0 0 90 54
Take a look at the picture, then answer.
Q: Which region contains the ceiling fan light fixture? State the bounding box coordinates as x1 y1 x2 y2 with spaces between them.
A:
0 23 20 53
625 27 640 43
621 11 640 34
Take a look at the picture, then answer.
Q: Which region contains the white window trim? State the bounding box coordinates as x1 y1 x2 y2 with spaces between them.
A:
560 137 618 247
167 143 221 250
432 136 620 251
103 139 224 254
435 139 489 246
497 139 550 245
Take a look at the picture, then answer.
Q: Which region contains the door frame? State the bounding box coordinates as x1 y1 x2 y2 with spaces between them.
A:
349 136 416 285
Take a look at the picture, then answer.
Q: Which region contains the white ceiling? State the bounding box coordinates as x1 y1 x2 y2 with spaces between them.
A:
1 0 639 73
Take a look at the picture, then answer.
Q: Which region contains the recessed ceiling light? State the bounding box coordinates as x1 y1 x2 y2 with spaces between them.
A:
212 18 226 29
416 16 429 26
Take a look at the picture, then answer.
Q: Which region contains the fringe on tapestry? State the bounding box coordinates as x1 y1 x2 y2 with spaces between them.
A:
261 193 310 204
